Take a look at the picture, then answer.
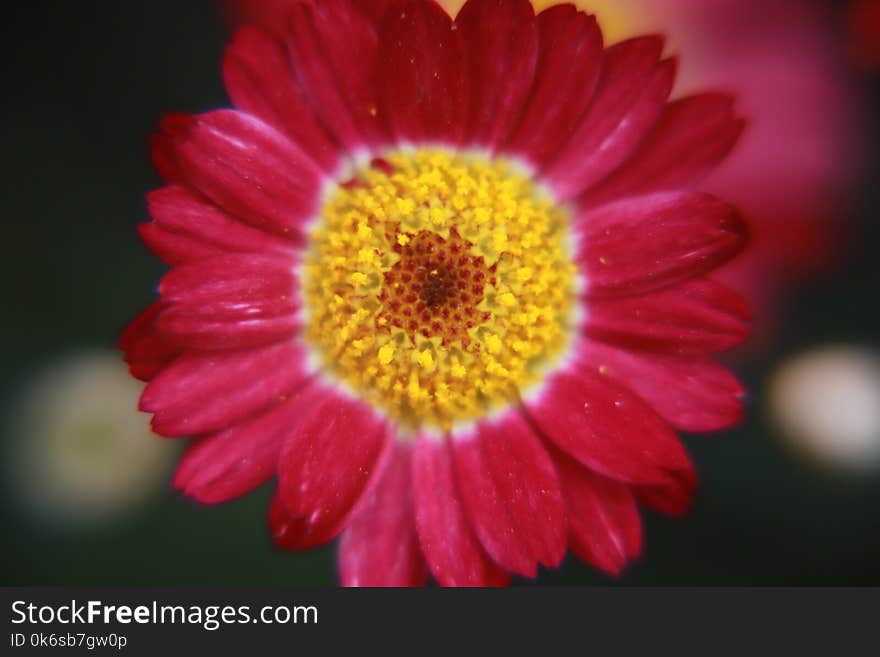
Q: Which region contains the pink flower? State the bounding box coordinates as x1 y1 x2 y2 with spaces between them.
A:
124 0 749 586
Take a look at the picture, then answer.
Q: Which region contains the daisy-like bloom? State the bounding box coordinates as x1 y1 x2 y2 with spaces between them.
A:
124 0 749 586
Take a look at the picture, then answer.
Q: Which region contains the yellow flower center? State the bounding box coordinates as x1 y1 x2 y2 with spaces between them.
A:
302 149 577 433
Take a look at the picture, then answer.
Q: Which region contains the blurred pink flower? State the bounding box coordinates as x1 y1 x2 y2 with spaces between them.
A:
646 0 864 349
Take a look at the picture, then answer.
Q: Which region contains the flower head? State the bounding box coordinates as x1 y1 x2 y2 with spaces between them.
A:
125 0 749 585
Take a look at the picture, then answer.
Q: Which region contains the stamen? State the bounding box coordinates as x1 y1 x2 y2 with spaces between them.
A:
378 229 492 346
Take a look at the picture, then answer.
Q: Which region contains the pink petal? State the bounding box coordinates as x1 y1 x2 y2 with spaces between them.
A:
351 0 393 23
338 441 428 587
503 5 603 167
451 412 566 578
268 491 310 550
412 436 509 587
456 0 538 151
157 311 298 352
286 0 387 153
575 338 746 433
525 366 693 486
173 392 308 504
150 117 185 184
138 222 225 265
553 450 642 576
583 278 750 355
577 191 747 298
156 253 299 350
378 0 468 145
542 37 671 200
118 302 182 382
276 384 391 548
636 468 697 517
158 253 295 305
223 26 341 173
147 186 298 260
139 341 310 437
586 93 746 208
152 110 322 240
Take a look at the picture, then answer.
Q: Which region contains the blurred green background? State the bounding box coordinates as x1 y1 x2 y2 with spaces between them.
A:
1 0 878 586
